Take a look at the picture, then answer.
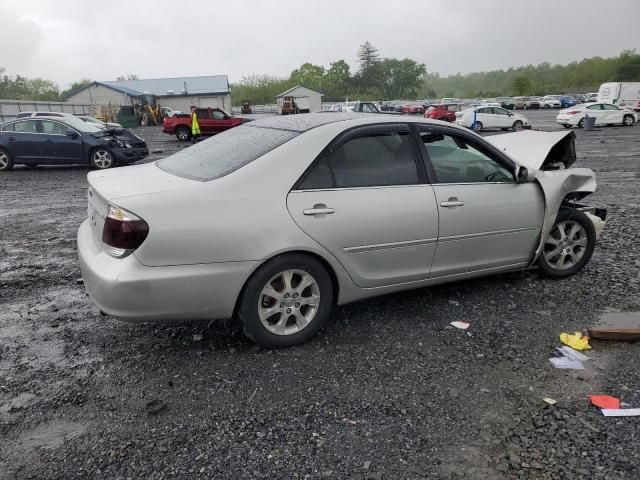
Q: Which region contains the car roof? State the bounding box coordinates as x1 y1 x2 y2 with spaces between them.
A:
247 112 472 134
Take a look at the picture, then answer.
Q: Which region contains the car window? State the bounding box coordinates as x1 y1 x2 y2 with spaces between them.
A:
361 103 375 113
196 109 209 120
36 112 61 117
40 120 69 135
212 110 225 120
586 104 602 110
157 125 299 181
12 120 38 133
492 108 509 115
16 113 31 118
477 107 492 114
601 104 619 110
297 157 333 190
419 129 514 184
327 130 419 188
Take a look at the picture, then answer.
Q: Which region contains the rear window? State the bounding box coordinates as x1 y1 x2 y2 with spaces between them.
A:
157 125 299 181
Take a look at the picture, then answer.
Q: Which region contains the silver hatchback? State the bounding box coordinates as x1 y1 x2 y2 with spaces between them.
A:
78 113 606 347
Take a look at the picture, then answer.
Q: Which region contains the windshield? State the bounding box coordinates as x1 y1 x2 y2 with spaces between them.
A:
157 124 299 181
61 116 103 133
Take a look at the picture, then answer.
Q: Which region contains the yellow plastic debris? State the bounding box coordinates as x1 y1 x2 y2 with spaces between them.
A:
560 331 592 351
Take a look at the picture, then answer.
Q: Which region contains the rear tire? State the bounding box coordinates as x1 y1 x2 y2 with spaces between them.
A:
537 208 596 279
237 254 334 348
562 124 572 128
577 118 585 128
176 126 191 141
623 114 635 126
0 149 14 171
472 121 483 132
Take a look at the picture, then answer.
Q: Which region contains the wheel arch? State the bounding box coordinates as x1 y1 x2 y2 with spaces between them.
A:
232 249 343 318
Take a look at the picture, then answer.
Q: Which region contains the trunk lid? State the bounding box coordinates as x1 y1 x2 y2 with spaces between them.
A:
484 130 576 170
86 162 196 249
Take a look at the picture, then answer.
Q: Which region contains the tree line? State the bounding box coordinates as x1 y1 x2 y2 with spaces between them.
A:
1 46 639 104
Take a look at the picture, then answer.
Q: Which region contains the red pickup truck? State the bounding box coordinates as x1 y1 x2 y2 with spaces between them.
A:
162 108 248 141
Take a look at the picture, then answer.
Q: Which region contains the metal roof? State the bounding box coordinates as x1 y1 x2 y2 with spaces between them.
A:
97 75 230 97
276 85 324 98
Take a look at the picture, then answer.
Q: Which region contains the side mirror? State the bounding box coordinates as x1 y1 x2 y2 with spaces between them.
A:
517 166 532 183
65 129 78 138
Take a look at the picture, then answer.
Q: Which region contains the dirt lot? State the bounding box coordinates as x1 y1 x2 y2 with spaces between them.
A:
1 109 639 479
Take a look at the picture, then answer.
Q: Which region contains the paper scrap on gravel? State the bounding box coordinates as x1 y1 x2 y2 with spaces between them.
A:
557 346 591 362
450 321 470 330
589 395 620 409
601 408 640 417
549 356 585 369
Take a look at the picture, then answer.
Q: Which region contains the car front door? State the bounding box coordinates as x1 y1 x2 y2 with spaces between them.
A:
195 108 212 134
39 120 84 162
211 109 234 133
601 103 624 124
416 125 544 278
287 123 439 288
491 107 513 128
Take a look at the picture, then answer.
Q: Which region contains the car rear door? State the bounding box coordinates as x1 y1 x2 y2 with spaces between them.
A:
287 123 439 288
2 120 42 162
585 104 605 125
195 108 212 134
416 125 544 278
475 107 494 128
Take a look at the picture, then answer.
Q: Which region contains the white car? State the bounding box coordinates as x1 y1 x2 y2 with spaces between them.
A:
480 99 501 107
456 106 529 132
77 113 605 347
556 102 638 128
543 96 562 108
532 96 547 108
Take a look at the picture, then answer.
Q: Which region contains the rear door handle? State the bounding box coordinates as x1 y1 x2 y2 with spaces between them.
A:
440 198 465 208
303 204 335 216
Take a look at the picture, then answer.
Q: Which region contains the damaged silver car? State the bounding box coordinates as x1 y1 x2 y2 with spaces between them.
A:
77 113 606 347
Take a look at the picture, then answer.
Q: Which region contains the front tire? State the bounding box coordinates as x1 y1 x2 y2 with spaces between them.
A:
562 124 572 128
537 208 596 279
623 114 635 126
237 254 334 347
91 148 114 169
512 120 523 131
176 126 191 141
0 148 14 171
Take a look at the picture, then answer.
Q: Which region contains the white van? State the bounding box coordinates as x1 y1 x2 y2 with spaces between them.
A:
597 82 640 111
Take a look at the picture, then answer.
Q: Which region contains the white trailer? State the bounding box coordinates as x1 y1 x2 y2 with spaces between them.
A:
597 82 640 111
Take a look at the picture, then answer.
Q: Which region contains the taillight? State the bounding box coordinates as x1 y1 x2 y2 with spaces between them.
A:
102 204 149 258
566 110 580 115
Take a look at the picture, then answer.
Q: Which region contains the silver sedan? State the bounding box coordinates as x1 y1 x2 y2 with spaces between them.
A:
78 113 606 347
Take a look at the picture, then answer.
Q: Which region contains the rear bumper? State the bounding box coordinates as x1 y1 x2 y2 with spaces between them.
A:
77 219 257 322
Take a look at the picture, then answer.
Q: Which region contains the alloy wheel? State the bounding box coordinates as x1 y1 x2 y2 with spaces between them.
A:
257 269 320 336
0 152 9 169
93 150 113 169
543 220 588 270
623 115 634 126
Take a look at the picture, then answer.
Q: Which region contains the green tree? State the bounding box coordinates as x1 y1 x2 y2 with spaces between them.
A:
615 50 640 81
323 60 352 101
512 76 532 95
380 58 426 99
61 78 92 100
289 63 325 92
355 41 383 92
116 74 139 81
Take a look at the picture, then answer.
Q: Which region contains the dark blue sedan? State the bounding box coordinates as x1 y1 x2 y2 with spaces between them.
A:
0 116 148 171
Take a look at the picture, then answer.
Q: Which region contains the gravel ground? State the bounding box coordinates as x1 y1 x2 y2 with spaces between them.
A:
1 109 639 479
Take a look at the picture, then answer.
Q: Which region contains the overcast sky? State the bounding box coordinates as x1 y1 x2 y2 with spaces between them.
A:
1 0 639 88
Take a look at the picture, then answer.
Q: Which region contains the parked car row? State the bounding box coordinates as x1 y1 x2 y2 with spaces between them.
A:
556 102 637 128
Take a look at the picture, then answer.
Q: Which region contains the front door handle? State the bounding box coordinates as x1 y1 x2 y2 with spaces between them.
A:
440 197 465 208
7 136 15 141
303 204 335 216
